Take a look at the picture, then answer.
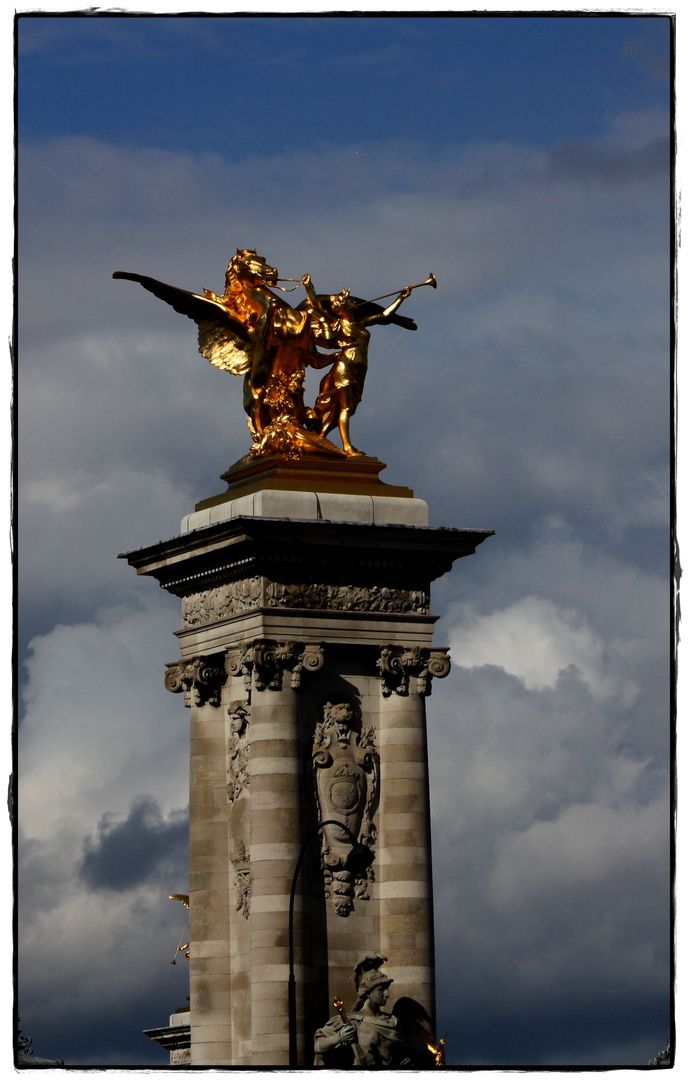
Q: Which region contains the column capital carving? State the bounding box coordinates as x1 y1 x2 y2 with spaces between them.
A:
225 639 324 692
377 645 450 697
164 655 226 707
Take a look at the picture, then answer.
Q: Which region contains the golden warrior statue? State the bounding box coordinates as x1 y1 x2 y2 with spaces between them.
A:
114 250 435 460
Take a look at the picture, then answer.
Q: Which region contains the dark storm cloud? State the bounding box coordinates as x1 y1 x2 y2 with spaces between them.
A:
25 1002 185 1068
439 993 671 1068
80 796 188 891
429 659 670 1068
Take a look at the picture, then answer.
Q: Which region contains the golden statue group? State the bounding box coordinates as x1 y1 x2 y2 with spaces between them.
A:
114 249 435 460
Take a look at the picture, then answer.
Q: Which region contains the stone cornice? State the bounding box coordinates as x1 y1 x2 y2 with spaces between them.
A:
119 516 494 596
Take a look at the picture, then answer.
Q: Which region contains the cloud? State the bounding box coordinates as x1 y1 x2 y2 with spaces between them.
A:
489 797 667 906
19 601 187 841
448 595 639 703
428 658 669 1066
550 133 668 182
424 517 670 1067
81 797 188 892
16 106 670 1066
18 601 191 1064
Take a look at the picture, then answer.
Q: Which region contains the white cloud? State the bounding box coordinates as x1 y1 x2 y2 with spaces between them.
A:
448 595 639 703
18 601 191 1050
489 796 668 905
19 601 187 841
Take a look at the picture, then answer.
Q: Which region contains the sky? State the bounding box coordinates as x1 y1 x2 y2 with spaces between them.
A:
13 5 673 1072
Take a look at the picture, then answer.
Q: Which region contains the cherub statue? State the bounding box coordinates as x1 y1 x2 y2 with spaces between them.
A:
301 279 414 455
313 955 437 1068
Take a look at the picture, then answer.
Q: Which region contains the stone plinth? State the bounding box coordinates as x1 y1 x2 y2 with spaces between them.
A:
144 1007 191 1065
121 467 492 1067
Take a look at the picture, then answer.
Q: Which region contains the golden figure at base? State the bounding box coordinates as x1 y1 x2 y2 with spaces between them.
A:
113 250 436 460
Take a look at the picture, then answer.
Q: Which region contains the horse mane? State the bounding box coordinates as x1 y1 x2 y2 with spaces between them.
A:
225 248 258 284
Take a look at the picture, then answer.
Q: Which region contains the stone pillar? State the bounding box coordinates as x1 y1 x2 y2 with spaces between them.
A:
376 647 450 1022
165 657 232 1066
228 641 323 1067
122 468 492 1066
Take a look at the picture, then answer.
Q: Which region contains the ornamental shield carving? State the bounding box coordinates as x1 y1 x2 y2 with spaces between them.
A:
312 697 379 917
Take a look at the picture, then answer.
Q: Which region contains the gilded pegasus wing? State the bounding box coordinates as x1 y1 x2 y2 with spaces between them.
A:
196 319 253 375
113 271 254 376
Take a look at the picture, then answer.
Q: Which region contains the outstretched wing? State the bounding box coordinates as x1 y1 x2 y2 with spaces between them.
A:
349 297 417 331
197 319 253 375
296 294 417 331
113 270 254 375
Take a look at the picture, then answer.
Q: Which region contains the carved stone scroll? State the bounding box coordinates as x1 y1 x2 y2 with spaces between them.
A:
225 640 324 693
165 656 225 707
312 697 379 917
378 646 451 697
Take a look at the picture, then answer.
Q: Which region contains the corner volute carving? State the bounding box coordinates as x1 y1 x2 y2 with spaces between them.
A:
225 639 324 693
165 656 225 707
377 646 451 697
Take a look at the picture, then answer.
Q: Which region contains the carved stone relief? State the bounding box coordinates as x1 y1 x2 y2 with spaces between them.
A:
377 645 450 697
229 840 251 919
227 702 251 804
179 577 428 628
312 697 379 917
181 577 261 627
164 656 225 707
267 580 428 614
225 640 324 692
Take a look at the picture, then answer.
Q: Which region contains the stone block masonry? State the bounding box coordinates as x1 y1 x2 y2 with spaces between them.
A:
122 469 492 1066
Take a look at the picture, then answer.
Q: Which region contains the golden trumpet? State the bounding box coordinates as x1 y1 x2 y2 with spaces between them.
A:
366 274 437 304
273 272 438 303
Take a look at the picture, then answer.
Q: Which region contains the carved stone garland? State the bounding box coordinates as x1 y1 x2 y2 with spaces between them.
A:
227 702 252 917
229 840 251 919
312 697 379 917
227 702 251 804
